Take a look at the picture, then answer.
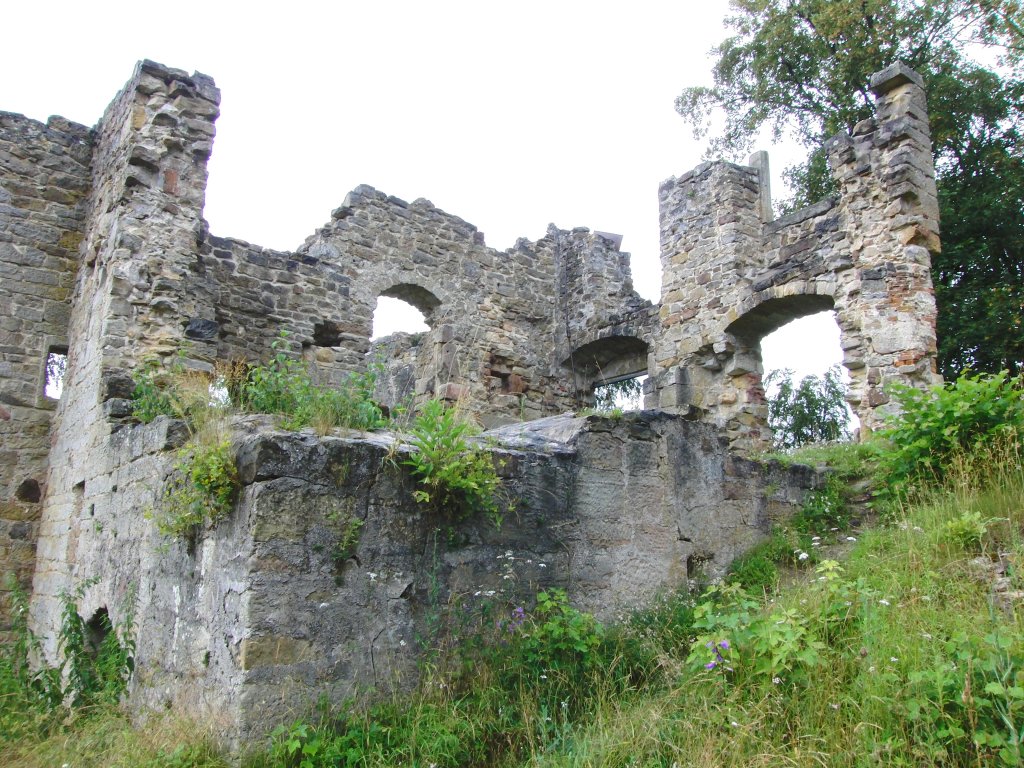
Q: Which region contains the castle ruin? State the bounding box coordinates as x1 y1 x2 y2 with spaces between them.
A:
0 60 939 740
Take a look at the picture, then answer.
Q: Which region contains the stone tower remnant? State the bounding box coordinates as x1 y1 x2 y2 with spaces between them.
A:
0 60 939 740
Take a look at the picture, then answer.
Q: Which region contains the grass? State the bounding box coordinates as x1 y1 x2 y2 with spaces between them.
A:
5 374 1023 766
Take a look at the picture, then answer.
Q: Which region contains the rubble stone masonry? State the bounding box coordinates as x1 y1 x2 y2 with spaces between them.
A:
0 60 939 736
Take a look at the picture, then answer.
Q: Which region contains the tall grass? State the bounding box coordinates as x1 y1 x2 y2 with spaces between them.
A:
5 373 1022 766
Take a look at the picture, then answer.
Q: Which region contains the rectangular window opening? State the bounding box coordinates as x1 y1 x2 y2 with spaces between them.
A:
45 347 68 400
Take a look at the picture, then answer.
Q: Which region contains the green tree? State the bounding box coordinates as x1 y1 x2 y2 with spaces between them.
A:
765 366 851 449
678 0 1024 378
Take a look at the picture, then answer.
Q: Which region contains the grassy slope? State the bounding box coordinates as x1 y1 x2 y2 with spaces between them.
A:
3 444 1022 767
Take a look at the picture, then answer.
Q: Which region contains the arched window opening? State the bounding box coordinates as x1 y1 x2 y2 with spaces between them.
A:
372 297 430 340
760 310 858 448
565 335 650 412
372 284 440 341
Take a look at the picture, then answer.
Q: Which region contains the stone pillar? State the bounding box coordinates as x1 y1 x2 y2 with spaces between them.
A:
828 61 941 434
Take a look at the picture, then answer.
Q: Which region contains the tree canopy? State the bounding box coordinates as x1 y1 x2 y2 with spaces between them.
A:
679 0 1024 378
765 366 852 449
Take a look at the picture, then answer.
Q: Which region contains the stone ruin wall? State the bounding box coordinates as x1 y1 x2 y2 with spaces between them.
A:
0 59 940 732
0 111 92 633
39 409 818 742
655 63 941 445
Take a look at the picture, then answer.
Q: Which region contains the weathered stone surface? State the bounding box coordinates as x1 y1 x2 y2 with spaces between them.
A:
0 59 940 736
47 413 818 743
654 64 940 447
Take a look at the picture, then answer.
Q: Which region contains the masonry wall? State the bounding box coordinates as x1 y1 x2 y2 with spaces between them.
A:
0 112 92 634
54 411 817 743
654 63 941 445
28 60 221 635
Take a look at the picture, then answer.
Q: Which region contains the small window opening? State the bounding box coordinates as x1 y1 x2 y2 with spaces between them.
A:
372 297 429 340
593 374 647 412
45 348 68 399
760 310 858 448
313 320 344 347
83 609 108 657
15 478 41 503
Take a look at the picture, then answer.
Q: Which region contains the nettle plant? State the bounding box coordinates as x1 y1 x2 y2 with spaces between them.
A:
401 399 504 527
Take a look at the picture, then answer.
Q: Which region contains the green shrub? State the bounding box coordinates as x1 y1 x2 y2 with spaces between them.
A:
0 576 134 744
726 551 779 593
880 371 1024 495
940 510 993 553
518 588 604 674
792 472 850 536
131 335 386 435
402 399 502 525
158 440 238 537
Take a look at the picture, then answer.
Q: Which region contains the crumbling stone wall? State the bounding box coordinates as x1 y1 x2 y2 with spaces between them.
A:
0 111 91 635
54 411 817 742
655 63 940 445
0 58 945 730
22 61 222 634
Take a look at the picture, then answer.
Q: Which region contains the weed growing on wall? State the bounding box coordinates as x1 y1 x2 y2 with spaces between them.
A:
402 399 503 526
131 334 387 435
237 334 385 433
157 439 239 537
0 576 134 745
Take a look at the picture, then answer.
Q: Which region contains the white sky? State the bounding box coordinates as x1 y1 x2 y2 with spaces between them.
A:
2 0 841 379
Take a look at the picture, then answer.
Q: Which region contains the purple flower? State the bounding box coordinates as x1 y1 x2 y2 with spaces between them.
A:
705 661 717 670
718 640 730 650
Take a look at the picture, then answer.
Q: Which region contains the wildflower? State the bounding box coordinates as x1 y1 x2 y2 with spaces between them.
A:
890 657 898 663
772 676 782 685
705 661 717 670
846 536 857 542
830 703 840 710
539 563 547 568
540 674 547 680
878 599 890 606
730 721 740 728
367 572 378 581
399 640 407 647
798 551 809 561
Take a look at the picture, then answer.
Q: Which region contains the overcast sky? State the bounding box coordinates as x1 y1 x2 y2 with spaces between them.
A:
3 0 842 380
